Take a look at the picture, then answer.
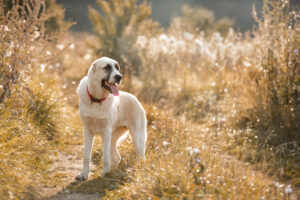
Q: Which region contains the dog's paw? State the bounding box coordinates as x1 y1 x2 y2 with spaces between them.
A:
111 157 121 167
101 166 111 177
75 174 88 181
100 170 111 178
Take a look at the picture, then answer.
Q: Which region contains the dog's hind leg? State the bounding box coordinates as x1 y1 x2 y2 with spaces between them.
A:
129 118 147 160
110 127 127 166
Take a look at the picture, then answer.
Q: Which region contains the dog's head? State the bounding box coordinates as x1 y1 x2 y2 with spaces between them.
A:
88 57 122 96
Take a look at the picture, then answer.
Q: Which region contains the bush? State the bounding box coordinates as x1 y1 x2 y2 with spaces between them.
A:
0 82 58 199
226 0 300 182
134 0 299 184
88 0 160 88
0 0 67 198
235 0 299 157
1 0 69 33
169 5 234 37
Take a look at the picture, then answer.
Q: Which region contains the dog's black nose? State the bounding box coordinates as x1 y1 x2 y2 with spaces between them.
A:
114 75 122 83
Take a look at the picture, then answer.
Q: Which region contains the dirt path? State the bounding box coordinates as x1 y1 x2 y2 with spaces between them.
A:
38 121 299 200
40 145 101 200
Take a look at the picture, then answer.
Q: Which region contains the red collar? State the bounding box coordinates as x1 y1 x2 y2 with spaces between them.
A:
87 86 106 104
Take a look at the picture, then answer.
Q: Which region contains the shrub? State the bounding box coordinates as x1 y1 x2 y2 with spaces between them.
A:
134 0 299 184
235 0 299 158
169 5 234 37
88 0 160 88
1 0 69 33
0 0 67 198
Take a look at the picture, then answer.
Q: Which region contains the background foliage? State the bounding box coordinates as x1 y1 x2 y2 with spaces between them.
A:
0 0 299 199
88 0 160 84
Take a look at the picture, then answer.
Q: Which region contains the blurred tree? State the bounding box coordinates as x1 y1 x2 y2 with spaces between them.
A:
88 0 159 82
170 5 234 36
1 0 69 33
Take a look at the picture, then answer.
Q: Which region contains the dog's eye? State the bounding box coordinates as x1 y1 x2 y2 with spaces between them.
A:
115 63 120 71
104 64 111 71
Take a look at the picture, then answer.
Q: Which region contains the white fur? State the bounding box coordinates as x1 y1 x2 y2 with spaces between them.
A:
76 57 147 180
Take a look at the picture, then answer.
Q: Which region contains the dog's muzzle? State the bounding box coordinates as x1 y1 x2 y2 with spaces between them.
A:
114 74 122 84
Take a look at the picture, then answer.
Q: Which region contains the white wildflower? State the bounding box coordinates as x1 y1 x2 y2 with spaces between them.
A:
8 191 13 198
284 185 292 194
56 44 65 50
4 51 12 57
186 147 192 151
162 141 169 147
40 64 46 72
0 25 9 32
33 31 40 39
195 39 203 48
294 49 298 55
149 38 158 49
176 40 186 51
193 148 200 154
183 32 194 40
69 43 75 49
161 46 168 54
151 125 157 130
169 36 177 43
159 34 168 41
243 61 251 67
274 182 284 188
136 36 148 48
9 41 15 49
84 54 91 60
46 51 52 56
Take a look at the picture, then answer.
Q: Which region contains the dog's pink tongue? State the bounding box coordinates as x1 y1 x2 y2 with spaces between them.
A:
110 84 119 96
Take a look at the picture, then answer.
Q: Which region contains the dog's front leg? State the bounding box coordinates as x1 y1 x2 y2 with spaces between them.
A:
76 127 94 181
101 128 112 175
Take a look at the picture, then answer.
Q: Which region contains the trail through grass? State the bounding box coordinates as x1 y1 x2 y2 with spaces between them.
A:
38 82 299 200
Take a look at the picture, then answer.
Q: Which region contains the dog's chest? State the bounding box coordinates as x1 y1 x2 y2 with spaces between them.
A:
82 117 109 135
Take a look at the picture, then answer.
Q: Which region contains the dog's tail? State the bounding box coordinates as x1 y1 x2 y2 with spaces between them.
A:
129 112 147 159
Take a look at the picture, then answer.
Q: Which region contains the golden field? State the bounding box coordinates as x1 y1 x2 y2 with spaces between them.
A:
0 0 299 199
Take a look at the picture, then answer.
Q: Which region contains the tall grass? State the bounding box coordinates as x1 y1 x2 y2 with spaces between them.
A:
0 0 298 199
228 0 300 182
132 0 299 185
67 0 299 198
0 0 71 199
88 0 160 83
238 0 300 149
102 108 283 199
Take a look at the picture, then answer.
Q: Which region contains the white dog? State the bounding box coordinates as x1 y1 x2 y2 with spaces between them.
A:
75 57 147 180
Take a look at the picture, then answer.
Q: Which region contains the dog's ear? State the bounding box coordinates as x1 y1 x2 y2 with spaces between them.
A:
91 63 97 72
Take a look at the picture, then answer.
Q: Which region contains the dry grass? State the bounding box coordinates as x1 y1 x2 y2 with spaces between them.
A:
0 0 299 199
0 1 76 199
